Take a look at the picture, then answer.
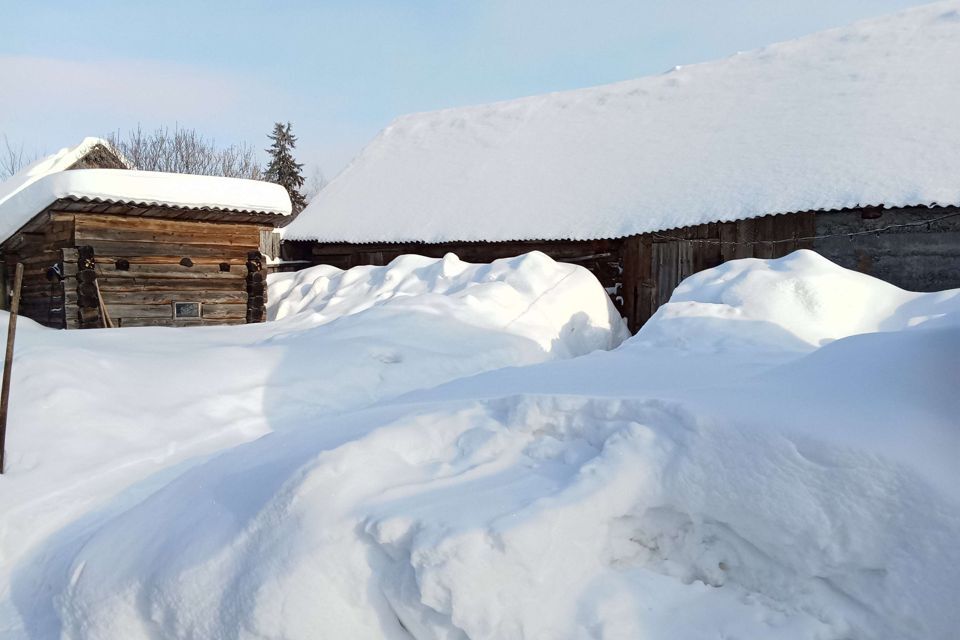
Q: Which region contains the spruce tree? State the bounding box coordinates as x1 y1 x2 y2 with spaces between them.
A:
264 122 307 214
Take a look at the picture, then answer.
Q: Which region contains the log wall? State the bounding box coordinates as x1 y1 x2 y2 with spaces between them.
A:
1 209 270 329
812 206 960 292
65 214 261 328
0 211 73 328
620 212 815 332
283 212 818 333
269 205 960 334
284 238 625 303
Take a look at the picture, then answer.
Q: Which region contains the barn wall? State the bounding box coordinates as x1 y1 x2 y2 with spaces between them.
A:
812 206 960 292
284 215 816 333
281 205 959 334
59 213 265 328
620 213 815 332
260 229 283 271
293 238 625 307
0 212 73 328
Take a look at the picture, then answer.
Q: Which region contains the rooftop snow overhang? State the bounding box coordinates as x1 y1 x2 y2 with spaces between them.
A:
0 169 293 243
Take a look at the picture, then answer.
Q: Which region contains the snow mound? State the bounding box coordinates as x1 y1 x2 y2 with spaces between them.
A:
638 249 960 351
25 251 960 639
0 252 627 636
268 251 629 357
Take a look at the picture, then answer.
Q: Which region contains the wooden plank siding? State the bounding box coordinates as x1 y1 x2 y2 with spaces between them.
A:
293 237 626 310
618 213 815 332
0 211 73 328
286 211 820 333
68 215 260 328
1 209 270 329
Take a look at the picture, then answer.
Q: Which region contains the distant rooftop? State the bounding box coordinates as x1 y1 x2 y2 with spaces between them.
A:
286 1 960 243
0 138 292 241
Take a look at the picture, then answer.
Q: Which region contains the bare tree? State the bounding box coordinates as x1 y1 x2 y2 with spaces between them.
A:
107 125 262 179
0 135 36 180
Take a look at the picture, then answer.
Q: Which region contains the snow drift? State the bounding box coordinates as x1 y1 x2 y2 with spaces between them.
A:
266 251 628 357
11 250 958 640
0 252 627 637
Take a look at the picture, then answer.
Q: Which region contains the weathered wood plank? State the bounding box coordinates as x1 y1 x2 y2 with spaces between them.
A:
96 279 246 292
94 255 249 266
103 304 174 319
118 317 244 328
202 304 247 319
100 291 246 305
94 267 244 280
733 218 754 259
75 220 260 245
678 239 694 283
74 212 264 234
620 235 641 333
79 239 256 259
46 200 285 226
700 222 722 271
753 216 775 259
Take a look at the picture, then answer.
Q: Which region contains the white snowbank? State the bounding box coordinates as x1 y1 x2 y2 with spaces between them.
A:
267 252 628 357
286 1 960 242
638 250 957 351
9 250 957 639
0 251 626 637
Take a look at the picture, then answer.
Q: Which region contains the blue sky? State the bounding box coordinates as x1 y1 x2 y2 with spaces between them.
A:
0 0 931 180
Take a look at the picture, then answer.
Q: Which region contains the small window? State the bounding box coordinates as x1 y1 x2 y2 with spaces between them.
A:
174 302 201 318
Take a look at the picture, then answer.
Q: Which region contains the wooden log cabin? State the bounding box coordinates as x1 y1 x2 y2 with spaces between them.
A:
280 6 960 332
0 138 292 329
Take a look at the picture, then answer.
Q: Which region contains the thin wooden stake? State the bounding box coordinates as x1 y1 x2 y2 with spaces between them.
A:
94 278 113 328
0 263 24 474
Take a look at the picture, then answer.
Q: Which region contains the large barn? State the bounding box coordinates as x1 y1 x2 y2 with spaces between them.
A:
282 3 960 332
0 138 292 329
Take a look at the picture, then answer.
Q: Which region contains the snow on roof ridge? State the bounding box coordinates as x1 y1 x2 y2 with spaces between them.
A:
0 136 129 210
71 135 133 169
286 0 960 243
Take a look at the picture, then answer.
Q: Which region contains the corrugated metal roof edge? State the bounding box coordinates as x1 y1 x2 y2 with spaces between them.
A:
281 201 956 244
64 195 291 216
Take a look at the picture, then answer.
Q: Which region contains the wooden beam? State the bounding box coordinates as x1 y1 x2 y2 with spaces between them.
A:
0 263 24 473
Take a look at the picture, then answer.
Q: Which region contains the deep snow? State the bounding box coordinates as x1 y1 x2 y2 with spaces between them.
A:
286 1 960 243
1 250 958 639
0 252 625 638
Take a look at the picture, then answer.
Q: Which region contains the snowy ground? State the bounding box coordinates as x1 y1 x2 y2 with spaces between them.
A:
1 250 957 639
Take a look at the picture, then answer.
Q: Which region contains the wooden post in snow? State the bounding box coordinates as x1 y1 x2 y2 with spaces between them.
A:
0 263 24 474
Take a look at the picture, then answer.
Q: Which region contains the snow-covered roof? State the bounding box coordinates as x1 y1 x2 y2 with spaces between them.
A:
0 138 292 242
0 137 127 209
285 1 960 243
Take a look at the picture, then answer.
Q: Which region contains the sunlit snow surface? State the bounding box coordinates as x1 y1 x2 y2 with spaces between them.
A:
286 2 960 243
1 250 958 639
